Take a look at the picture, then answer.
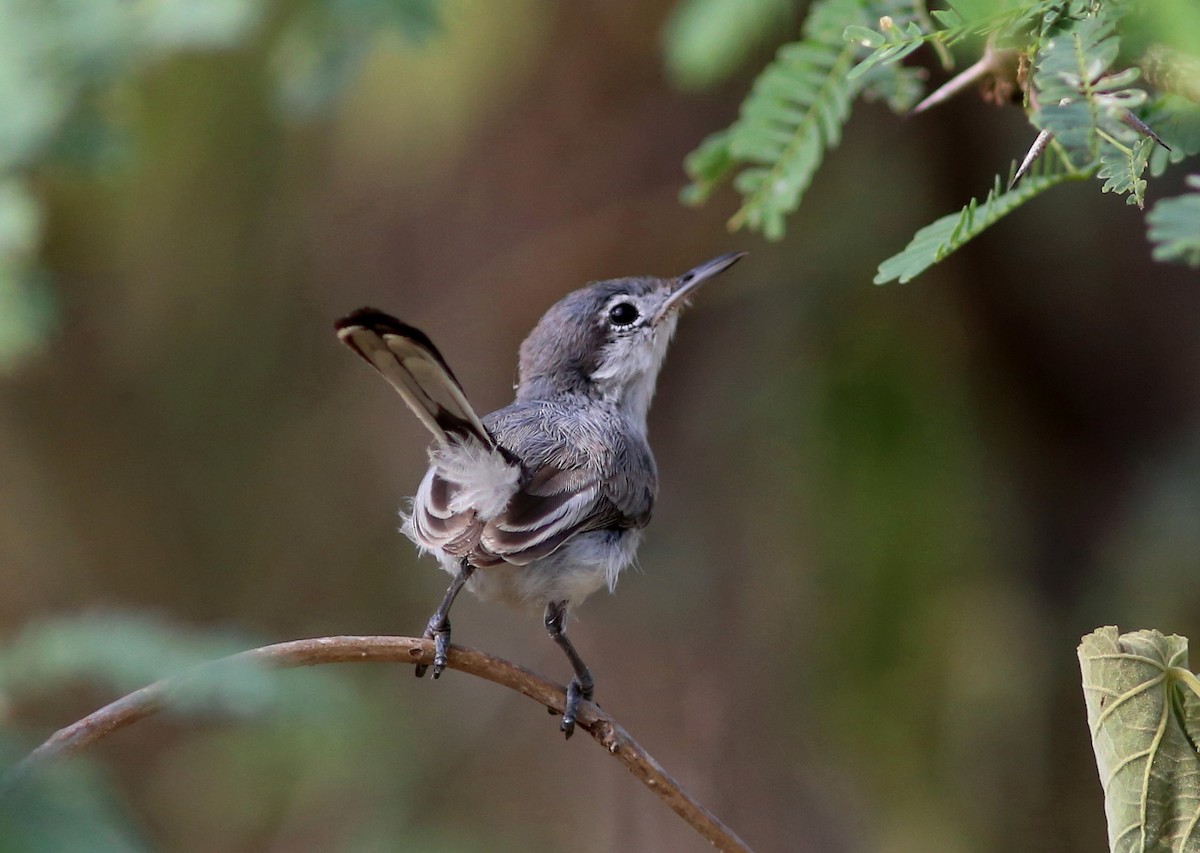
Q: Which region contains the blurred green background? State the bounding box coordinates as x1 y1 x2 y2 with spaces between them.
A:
2 1 1199 851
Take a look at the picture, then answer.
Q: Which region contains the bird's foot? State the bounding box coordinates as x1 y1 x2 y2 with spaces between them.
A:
414 616 451 679
560 675 594 739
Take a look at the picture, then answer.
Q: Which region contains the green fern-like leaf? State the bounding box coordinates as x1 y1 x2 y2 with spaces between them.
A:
724 34 860 239
848 0 1063 79
681 128 737 206
720 0 865 240
874 158 1084 284
1031 15 1145 165
1146 175 1200 267
682 0 924 240
1098 135 1152 208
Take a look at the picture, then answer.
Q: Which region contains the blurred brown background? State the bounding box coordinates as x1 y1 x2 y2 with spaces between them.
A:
3 1 1200 851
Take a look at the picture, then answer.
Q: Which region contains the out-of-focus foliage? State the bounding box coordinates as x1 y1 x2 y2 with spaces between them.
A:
676 0 1200 280
0 751 148 853
0 613 370 849
661 0 796 90
1078 627 1200 853
1146 175 1200 267
0 0 437 374
0 611 358 716
273 0 439 116
0 612 247 697
1146 96 1200 176
0 181 47 373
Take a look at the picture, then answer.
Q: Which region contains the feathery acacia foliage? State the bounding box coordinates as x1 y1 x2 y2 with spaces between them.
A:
0 0 438 373
875 156 1083 284
676 0 1200 281
680 0 922 241
1147 175 1200 267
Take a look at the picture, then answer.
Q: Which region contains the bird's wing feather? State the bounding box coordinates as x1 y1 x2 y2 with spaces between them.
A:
410 470 486 558
410 401 655 568
335 308 493 447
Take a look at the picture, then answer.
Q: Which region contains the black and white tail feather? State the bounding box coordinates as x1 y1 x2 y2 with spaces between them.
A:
335 308 493 448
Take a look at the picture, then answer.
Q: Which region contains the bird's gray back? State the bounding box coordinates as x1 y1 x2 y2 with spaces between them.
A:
484 397 657 528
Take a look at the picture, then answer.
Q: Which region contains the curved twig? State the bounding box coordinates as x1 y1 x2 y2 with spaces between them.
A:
5 636 753 853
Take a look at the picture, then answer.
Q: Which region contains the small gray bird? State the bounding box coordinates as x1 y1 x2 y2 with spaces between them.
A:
335 251 744 736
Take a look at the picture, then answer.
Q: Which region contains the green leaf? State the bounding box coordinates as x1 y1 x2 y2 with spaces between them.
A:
680 129 736 205
681 0 890 240
1079 626 1200 853
846 0 1067 81
1098 136 1153 208
663 0 796 90
1146 176 1200 268
1031 16 1113 160
846 20 926 80
1031 15 1147 168
844 24 885 49
929 8 963 28
874 159 1081 284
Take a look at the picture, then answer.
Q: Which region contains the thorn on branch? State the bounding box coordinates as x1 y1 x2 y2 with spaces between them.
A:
1011 128 1055 189
910 43 1020 117
1119 111 1171 152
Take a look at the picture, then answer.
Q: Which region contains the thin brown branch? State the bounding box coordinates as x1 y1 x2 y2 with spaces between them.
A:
5 636 753 853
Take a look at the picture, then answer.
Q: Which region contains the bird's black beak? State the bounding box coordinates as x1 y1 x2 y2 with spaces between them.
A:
653 251 747 325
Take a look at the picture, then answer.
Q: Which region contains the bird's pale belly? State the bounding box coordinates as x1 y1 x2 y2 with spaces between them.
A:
434 527 644 611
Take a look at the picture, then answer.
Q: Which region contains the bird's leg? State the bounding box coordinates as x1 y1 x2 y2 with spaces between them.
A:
544 600 594 739
415 558 474 679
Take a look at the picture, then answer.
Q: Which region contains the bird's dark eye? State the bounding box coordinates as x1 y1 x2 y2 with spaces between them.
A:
608 302 639 327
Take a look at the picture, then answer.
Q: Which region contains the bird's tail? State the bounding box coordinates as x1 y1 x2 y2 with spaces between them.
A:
335 308 494 448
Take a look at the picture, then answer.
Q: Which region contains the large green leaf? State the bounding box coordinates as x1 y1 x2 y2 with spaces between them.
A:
1079 626 1200 853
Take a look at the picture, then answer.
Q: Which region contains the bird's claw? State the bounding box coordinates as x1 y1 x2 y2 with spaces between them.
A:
560 676 593 739
415 617 450 679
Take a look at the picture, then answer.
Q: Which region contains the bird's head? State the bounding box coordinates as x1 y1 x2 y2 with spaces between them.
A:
516 251 745 423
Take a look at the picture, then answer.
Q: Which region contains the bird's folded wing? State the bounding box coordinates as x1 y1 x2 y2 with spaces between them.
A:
480 465 625 565
335 308 493 448
410 470 486 558
411 460 627 567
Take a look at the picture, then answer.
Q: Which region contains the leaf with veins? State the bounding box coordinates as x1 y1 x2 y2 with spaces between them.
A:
1079 627 1200 853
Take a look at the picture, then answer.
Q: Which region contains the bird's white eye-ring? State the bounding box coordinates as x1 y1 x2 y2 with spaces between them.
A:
607 302 639 327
